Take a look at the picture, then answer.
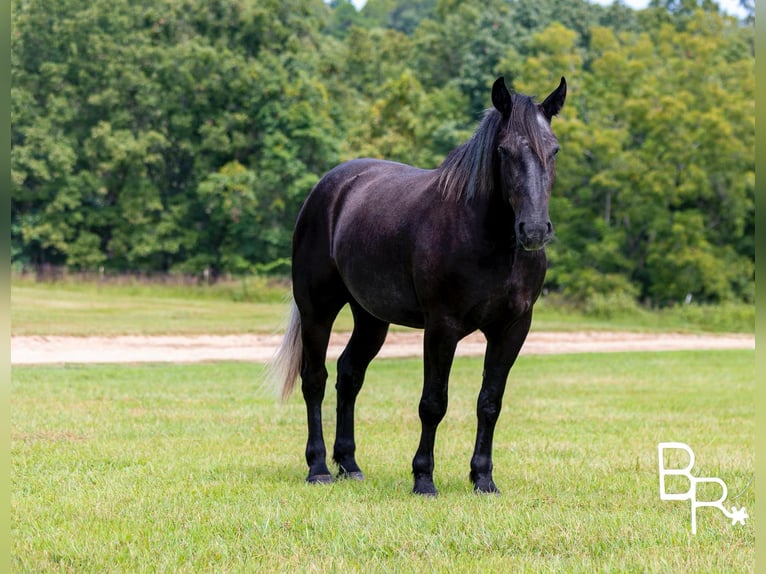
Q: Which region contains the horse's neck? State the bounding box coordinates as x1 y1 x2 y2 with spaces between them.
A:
475 190 517 248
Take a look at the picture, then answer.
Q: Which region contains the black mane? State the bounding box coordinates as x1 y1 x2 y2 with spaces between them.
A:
437 94 548 202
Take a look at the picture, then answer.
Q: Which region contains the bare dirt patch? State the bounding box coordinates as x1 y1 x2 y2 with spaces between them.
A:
11 330 754 366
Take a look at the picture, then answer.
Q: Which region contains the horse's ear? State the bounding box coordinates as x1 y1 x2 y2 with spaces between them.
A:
541 76 566 121
492 77 513 117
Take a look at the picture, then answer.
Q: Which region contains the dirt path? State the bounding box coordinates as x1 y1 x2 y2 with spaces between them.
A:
11 331 754 365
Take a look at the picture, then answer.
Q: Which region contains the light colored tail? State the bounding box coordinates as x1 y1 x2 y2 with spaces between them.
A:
268 300 303 402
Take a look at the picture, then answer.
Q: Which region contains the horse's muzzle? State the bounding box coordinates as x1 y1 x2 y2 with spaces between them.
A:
517 220 553 251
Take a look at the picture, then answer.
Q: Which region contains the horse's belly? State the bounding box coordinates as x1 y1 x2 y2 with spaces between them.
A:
360 301 425 329
337 260 425 328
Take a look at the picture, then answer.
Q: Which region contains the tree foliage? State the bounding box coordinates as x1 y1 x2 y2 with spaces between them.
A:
11 0 753 305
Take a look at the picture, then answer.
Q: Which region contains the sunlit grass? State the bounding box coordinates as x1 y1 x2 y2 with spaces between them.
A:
12 277 754 336
11 351 754 572
11 282 294 336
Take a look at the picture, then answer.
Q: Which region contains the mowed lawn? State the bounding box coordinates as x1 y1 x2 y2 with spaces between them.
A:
11 350 754 572
10 282 295 336
11 279 755 336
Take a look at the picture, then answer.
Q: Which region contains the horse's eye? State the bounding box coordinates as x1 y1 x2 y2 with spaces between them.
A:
552 146 560 157
497 146 509 157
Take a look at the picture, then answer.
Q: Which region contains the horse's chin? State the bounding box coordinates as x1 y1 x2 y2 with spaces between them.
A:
518 241 548 252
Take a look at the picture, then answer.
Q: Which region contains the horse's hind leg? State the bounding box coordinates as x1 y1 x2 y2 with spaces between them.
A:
333 302 389 480
296 288 347 484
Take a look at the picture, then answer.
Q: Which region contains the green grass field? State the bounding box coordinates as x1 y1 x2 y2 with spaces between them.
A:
11 279 294 336
11 277 755 336
11 351 754 572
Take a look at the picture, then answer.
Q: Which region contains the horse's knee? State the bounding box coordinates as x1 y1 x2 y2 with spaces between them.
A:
337 346 368 384
301 365 328 400
335 364 362 397
418 395 448 427
336 376 363 404
477 396 502 425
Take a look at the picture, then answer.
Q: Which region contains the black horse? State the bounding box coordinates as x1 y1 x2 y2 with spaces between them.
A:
271 76 566 496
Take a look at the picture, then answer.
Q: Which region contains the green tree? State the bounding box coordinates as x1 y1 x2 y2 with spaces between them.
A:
10 0 754 306
12 0 345 276
510 9 753 305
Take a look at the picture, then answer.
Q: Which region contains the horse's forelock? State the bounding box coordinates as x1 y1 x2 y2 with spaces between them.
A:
438 95 551 203
508 95 550 169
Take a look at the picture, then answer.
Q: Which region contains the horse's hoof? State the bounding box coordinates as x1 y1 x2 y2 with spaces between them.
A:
336 463 364 481
413 477 439 497
474 485 501 496
338 470 365 481
306 473 334 485
413 488 439 498
418 490 438 498
473 479 501 495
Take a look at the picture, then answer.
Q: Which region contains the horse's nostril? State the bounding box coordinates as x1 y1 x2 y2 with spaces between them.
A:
519 221 552 238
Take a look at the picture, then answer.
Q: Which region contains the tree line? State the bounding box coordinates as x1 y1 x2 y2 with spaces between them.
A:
11 0 754 306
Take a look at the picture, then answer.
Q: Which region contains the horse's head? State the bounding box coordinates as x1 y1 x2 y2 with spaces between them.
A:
492 76 566 251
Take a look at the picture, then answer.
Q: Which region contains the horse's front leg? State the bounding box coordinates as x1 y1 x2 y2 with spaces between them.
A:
471 312 533 494
412 324 460 496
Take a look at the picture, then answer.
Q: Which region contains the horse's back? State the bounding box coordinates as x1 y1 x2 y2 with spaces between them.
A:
295 158 435 247
304 158 433 209
293 158 438 327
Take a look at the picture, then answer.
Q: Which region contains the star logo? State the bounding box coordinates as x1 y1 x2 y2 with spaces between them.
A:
730 506 748 526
